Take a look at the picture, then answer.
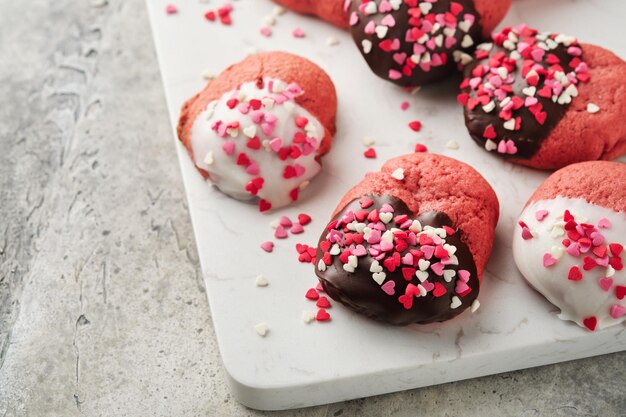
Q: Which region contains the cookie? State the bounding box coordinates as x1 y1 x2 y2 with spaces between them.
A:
459 24 626 169
177 52 337 212
272 0 349 28
348 0 511 86
512 161 626 331
315 152 499 325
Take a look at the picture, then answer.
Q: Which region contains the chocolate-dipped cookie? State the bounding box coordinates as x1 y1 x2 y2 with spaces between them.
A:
458 24 626 169
348 0 511 86
315 152 499 325
177 52 337 212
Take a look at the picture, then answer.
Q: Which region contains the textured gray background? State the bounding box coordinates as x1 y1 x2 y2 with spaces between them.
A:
0 0 624 416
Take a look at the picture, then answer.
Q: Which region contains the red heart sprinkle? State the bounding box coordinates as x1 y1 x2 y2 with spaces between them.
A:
398 294 413 310
289 187 299 201
414 143 428 153
408 121 422 132
609 243 624 257
582 256 597 271
616 285 626 300
316 308 330 321
363 148 377 158
483 125 496 139
246 137 261 150
316 296 331 308
401 268 416 281
319 240 330 252
567 266 583 281
432 282 447 297
582 316 597 331
236 152 250 166
305 288 319 300
258 199 271 212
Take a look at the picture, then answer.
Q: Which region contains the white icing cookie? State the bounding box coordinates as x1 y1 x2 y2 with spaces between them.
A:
513 197 625 331
190 78 323 211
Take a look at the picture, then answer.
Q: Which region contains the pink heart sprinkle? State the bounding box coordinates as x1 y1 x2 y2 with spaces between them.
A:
260 241 274 252
367 229 382 244
535 210 549 221
290 223 304 234
349 12 359 26
380 14 395 27
269 138 282 152
542 253 557 268
222 141 235 155
274 226 288 239
590 232 604 246
421 280 434 293
610 304 625 319
245 163 259 175
364 20 376 34
165 4 177 14
388 69 402 80
261 122 274 137
294 164 306 177
430 262 444 276
456 281 470 294
444 36 456 49
380 240 394 252
279 216 292 227
598 277 614 292
393 52 407 65
380 203 394 213
401 253 414 266
458 269 470 282
421 245 435 260
598 217 611 229
353 245 367 257
378 0 392 13
521 227 533 240
381 280 395 295
292 28 306 38
566 243 580 257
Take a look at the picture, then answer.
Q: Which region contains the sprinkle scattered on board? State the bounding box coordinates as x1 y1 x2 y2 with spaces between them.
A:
165 4 177 14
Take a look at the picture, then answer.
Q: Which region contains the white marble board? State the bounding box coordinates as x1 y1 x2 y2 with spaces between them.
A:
145 0 626 410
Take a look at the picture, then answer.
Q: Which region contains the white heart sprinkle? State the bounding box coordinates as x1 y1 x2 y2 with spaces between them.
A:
587 103 600 113
203 152 214 165
551 246 565 260
409 220 422 232
450 296 462 309
606 265 615 277
415 270 429 282
318 259 327 272
330 244 341 255
254 322 268 337
461 34 473 48
372 272 386 285
482 101 495 113
503 119 515 131
302 310 316 324
418 259 430 271
391 168 405 180
370 260 383 273
389 0 401 9
326 36 340 46
375 25 388 39
343 263 355 273
419 2 432 14
470 299 480 313
243 125 257 138
255 275 268 287
443 269 456 282
446 140 459 150
362 136 375 146
522 86 536 96
362 39 372 54
484 139 497 152
458 20 471 33
417 284 427 297
379 212 393 224
348 255 358 268
364 1 377 14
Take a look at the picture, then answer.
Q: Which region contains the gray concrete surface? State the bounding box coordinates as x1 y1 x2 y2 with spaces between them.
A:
0 1 624 416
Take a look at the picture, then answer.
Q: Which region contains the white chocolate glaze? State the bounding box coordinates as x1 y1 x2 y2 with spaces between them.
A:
190 78 323 211
513 197 625 331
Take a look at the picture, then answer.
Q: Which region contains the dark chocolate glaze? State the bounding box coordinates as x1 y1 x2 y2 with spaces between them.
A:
463 38 581 159
349 0 482 87
315 195 479 326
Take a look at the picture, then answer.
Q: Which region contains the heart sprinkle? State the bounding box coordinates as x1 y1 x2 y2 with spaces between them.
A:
458 25 589 158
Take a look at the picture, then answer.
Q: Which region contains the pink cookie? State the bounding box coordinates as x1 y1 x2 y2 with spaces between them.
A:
315 152 499 325
460 25 626 169
513 161 626 331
